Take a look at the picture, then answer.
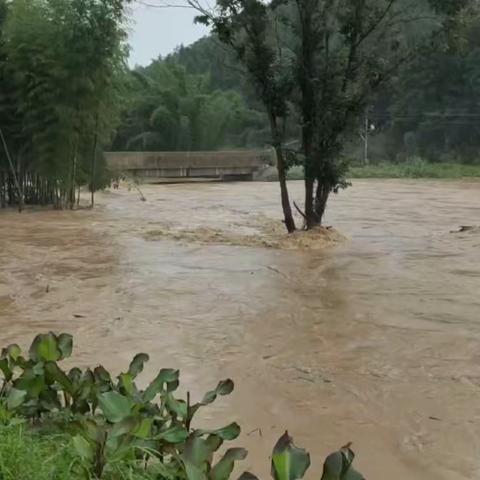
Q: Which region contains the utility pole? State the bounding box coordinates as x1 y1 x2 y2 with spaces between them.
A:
360 107 373 166
363 110 369 165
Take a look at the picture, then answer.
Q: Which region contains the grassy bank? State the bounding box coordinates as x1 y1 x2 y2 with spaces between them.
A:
258 162 480 181
348 162 480 179
0 413 75 480
0 415 160 480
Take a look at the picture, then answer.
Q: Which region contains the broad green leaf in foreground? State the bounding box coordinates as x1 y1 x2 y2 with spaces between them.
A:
271 432 310 480
320 444 365 480
128 353 149 377
238 473 260 480
57 333 73 359
157 424 189 443
210 447 248 480
2 344 21 361
196 422 241 441
44 361 73 393
29 332 61 362
72 435 94 461
189 379 235 422
200 379 234 406
143 368 179 401
98 391 132 423
0 358 12 381
181 435 215 480
7 388 27 410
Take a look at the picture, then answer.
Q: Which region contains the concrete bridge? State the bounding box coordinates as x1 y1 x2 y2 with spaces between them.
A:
105 150 274 182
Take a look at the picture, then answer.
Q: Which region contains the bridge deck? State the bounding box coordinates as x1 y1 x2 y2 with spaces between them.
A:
105 150 273 181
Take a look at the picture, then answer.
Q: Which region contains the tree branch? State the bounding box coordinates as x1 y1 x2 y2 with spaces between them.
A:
355 0 397 48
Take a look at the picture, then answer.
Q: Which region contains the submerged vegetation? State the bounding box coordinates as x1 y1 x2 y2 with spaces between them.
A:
0 332 364 479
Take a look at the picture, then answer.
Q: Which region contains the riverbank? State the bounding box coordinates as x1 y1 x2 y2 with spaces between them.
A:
349 162 480 178
257 163 480 181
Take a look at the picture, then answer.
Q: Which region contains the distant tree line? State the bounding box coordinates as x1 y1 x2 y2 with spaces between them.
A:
111 59 271 151
1 0 477 218
115 6 480 166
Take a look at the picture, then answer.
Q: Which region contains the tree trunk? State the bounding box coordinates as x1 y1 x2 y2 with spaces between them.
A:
314 178 330 225
304 176 317 228
275 145 296 233
297 1 318 230
303 138 318 229
0 171 5 208
268 113 296 233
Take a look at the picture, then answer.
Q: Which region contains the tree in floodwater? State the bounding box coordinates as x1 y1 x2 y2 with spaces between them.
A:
0 0 129 209
289 0 473 227
192 0 473 229
194 0 298 232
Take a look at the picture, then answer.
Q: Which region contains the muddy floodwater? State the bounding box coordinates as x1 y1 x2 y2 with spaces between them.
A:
1 180 480 479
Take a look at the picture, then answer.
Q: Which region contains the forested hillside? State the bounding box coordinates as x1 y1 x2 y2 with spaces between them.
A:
115 17 480 164
111 37 272 152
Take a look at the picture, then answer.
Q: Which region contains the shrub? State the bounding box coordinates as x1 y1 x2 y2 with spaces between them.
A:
0 333 365 480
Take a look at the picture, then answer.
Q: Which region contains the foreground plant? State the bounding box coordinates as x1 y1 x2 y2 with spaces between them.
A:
0 333 364 479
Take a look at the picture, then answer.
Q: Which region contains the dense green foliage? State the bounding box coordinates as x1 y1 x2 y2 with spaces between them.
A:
366 8 480 164
115 6 480 166
112 60 269 151
0 333 364 479
0 0 129 209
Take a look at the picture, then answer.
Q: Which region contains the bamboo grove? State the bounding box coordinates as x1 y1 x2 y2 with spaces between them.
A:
0 0 129 210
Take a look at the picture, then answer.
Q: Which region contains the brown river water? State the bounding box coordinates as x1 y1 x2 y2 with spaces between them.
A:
1 179 480 479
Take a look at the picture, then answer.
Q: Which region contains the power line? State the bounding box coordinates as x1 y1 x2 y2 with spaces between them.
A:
134 0 193 8
370 112 480 119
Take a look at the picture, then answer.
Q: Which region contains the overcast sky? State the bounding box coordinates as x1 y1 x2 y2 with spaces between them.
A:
128 1 209 67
